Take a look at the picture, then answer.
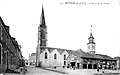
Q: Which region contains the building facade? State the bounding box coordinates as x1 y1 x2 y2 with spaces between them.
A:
67 49 117 69
0 17 24 73
114 57 120 69
36 7 117 69
28 53 36 66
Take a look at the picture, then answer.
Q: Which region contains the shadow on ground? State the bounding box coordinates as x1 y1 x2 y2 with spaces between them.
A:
5 69 20 74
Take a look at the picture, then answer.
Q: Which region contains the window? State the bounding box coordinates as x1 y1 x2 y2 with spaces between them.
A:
64 55 66 60
45 52 47 59
64 61 66 66
54 54 57 59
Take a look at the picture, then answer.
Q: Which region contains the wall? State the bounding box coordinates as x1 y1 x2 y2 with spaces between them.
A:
41 49 50 67
61 50 69 67
0 17 23 73
49 49 60 67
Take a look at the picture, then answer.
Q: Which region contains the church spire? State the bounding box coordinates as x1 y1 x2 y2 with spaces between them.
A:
90 25 93 38
39 5 47 52
87 25 96 54
90 32 94 39
88 25 94 43
40 6 46 28
36 5 47 67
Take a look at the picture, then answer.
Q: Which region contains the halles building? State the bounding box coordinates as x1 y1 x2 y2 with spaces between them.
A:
114 57 120 69
67 49 117 69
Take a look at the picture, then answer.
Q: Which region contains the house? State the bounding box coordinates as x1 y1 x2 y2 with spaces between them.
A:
28 53 36 66
0 17 23 73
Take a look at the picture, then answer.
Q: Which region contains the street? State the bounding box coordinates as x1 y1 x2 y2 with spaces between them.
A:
3 66 120 75
26 66 65 75
4 66 65 75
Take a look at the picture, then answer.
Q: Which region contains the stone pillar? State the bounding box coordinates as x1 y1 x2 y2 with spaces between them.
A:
80 63 82 69
87 64 88 69
92 64 94 69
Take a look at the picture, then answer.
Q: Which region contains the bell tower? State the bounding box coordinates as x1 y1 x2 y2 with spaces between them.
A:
87 25 95 54
38 6 47 54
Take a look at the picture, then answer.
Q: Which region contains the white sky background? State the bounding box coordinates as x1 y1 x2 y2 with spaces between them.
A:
0 0 120 59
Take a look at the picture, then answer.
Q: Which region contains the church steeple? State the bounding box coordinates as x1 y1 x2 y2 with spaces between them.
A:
87 25 96 54
37 6 47 54
36 6 47 66
40 6 46 28
88 32 95 44
90 32 94 39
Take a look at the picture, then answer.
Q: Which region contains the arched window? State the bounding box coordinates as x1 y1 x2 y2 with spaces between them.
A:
45 52 47 59
64 55 66 60
54 54 57 59
64 61 66 66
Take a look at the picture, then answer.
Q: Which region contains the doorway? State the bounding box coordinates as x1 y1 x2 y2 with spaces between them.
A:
88 64 92 69
70 62 75 68
93 64 97 69
83 64 87 69
77 63 79 69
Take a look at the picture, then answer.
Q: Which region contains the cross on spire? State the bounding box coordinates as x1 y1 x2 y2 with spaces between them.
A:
90 25 94 38
91 25 93 32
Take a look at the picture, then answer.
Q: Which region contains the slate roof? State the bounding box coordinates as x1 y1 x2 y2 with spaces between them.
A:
114 57 120 60
45 47 115 61
47 47 55 53
47 47 66 54
47 47 77 55
95 54 114 60
57 49 65 54
66 50 74 55
75 49 116 60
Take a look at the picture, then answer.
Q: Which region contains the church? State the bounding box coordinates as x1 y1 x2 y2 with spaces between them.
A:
36 6 117 69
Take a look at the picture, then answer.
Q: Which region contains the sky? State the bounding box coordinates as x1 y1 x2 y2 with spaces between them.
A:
0 0 120 59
